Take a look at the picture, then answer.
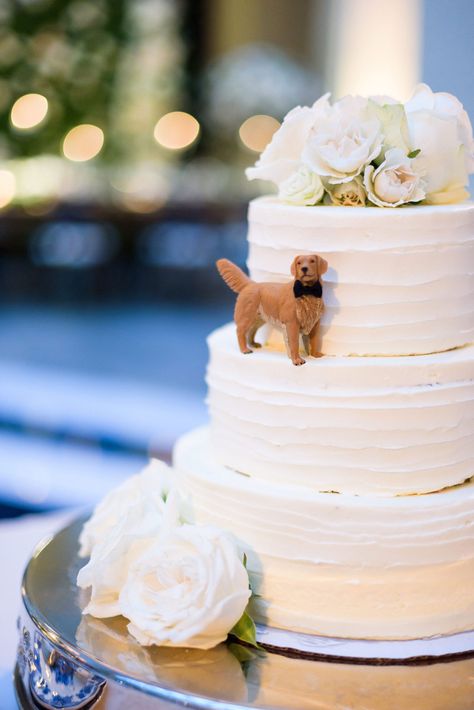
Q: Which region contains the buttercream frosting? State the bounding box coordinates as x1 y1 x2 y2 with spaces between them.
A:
174 427 474 640
247 197 474 356
207 323 474 496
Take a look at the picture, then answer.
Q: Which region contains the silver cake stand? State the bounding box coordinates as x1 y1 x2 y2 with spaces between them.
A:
15 518 474 709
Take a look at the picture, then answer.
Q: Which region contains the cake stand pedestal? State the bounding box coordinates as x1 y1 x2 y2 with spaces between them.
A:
15 518 474 709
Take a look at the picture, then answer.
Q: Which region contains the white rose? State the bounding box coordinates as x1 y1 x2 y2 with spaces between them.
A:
77 461 183 618
364 148 425 208
119 524 251 650
325 176 366 206
245 101 325 185
278 164 324 205
78 459 174 558
368 99 411 162
302 94 383 184
405 83 474 204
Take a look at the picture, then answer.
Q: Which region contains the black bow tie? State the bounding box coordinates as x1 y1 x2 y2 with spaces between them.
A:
293 280 322 299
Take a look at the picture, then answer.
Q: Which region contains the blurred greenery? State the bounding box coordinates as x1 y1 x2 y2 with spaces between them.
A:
0 0 188 165
0 0 128 159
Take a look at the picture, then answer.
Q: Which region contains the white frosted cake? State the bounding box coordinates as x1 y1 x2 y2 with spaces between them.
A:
78 84 474 651
174 197 474 640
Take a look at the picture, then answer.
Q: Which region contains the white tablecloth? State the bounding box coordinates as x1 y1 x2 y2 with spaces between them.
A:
0 510 77 708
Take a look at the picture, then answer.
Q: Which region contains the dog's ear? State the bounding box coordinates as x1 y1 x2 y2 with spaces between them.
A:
318 255 328 276
290 255 301 277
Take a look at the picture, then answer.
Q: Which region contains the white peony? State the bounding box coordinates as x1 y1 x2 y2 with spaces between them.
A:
245 102 322 185
119 524 251 650
364 148 425 208
246 93 383 189
278 164 324 205
78 459 174 558
302 94 383 184
404 83 474 204
325 176 366 206
77 460 183 618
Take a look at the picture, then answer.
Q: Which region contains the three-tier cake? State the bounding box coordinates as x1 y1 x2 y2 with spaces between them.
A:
175 197 474 640
78 84 474 649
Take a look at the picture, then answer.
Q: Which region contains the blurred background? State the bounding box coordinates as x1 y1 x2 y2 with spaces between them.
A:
0 0 473 517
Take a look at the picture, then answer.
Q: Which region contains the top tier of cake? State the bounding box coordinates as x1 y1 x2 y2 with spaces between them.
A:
247 197 474 357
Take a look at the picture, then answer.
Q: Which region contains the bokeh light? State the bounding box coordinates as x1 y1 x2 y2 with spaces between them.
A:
10 93 49 130
111 167 170 213
62 124 104 162
120 195 162 213
153 111 200 151
238 114 280 152
0 169 16 208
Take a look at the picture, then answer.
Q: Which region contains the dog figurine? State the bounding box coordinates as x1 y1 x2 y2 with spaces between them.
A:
216 254 328 366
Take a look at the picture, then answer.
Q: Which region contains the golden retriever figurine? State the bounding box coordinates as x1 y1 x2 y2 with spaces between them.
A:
216 254 328 366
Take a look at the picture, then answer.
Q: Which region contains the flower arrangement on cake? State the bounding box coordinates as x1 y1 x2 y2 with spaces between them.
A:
246 83 474 207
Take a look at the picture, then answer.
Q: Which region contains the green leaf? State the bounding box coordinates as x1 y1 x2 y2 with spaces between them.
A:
242 552 247 569
227 643 259 679
227 642 257 664
407 148 421 159
229 611 259 648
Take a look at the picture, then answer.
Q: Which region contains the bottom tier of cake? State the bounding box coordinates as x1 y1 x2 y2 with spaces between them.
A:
174 427 474 641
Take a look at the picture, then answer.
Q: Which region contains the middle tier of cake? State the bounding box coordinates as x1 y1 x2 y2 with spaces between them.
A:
207 323 474 496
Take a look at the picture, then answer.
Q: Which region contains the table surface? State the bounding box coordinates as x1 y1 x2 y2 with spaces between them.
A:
0 509 77 708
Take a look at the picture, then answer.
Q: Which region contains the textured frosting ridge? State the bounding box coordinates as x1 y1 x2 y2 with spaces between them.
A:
175 428 474 640
247 197 474 356
207 323 474 496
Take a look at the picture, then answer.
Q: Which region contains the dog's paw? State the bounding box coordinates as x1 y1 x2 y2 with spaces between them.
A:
241 348 253 355
250 342 262 349
310 351 324 358
292 356 306 366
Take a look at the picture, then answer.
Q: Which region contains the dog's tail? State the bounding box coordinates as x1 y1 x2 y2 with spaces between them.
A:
216 259 251 293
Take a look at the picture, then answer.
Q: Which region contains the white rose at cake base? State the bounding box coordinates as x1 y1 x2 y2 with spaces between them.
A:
77 463 253 650
119 525 251 650
78 459 175 558
77 462 183 618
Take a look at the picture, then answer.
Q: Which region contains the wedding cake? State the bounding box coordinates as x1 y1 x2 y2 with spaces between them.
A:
78 84 474 650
